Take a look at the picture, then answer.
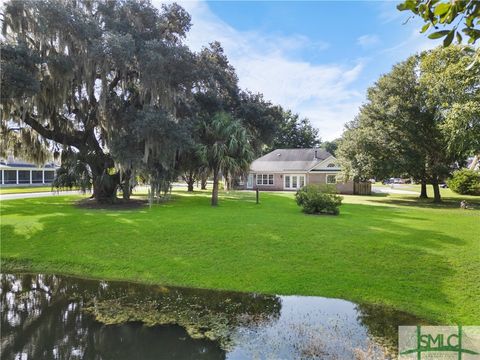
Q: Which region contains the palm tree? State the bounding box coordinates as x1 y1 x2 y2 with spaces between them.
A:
199 112 253 206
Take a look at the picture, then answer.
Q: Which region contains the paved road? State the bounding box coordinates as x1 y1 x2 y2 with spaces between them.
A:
0 190 83 201
372 186 418 195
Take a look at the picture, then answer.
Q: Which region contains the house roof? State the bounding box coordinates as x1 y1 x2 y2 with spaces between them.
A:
250 148 333 172
0 160 57 169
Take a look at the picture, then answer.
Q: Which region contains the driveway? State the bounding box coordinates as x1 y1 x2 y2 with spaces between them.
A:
372 186 418 195
0 190 83 201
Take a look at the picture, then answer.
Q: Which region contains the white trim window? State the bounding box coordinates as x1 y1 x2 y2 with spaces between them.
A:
256 174 274 185
326 174 337 184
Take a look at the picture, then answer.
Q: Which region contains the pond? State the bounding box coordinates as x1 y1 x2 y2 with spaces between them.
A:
0 273 425 359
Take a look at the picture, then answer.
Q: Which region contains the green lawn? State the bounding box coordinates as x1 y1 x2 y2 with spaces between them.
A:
0 186 57 194
1 190 479 324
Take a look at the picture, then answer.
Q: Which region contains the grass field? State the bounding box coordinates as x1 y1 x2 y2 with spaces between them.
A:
1 189 479 324
0 186 58 194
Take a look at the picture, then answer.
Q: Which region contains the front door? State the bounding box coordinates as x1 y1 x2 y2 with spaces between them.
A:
284 174 305 190
247 173 254 189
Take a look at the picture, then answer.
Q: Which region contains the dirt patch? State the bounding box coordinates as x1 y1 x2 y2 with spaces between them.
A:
76 198 148 210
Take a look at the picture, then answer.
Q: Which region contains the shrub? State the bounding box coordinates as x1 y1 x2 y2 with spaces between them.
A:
295 184 343 215
447 169 480 195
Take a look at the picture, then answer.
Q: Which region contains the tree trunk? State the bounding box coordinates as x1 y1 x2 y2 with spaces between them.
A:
122 170 132 200
89 157 119 203
211 169 219 206
92 173 119 203
224 174 230 191
185 171 195 192
201 174 208 190
187 179 194 192
432 180 441 203
419 179 428 199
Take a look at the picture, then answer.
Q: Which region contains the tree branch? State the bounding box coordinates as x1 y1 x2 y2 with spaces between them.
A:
22 112 84 149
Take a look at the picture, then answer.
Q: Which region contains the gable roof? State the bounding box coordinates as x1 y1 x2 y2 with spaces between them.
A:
250 148 333 172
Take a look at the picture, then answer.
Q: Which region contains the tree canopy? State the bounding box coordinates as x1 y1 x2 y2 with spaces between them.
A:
1 0 195 201
1 0 320 205
338 45 479 202
268 110 320 151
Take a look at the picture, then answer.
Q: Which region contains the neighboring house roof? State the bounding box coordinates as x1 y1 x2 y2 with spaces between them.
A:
0 160 58 169
250 148 335 172
466 156 479 171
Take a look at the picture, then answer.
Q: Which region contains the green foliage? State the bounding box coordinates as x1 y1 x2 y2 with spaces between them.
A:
447 169 480 195
236 91 284 155
295 184 343 215
268 109 320 151
397 0 480 46
338 46 479 202
53 160 91 193
419 46 480 159
51 150 93 194
1 0 325 205
1 0 196 202
320 139 341 157
199 112 254 205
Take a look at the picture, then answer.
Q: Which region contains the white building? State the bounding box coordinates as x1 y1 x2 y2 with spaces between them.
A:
0 159 58 186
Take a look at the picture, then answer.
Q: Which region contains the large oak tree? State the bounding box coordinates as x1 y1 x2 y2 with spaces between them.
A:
1 0 193 202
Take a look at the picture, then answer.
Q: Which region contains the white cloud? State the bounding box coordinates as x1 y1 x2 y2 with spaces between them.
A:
377 1 407 24
153 0 363 140
380 28 437 58
357 34 380 48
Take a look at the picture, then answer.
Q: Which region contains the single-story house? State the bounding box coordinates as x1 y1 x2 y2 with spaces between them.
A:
0 158 58 186
242 148 355 194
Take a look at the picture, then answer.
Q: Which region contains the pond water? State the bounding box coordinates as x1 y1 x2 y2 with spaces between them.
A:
0 274 425 359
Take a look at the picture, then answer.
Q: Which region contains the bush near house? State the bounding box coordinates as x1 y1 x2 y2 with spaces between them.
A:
295 184 343 215
447 169 480 195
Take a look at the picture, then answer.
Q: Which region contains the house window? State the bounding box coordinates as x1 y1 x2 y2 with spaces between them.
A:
327 163 336 168
32 170 43 183
4 170 16 184
300 176 305 188
326 175 337 184
292 176 297 188
44 171 55 183
257 174 274 185
18 170 30 184
285 175 290 188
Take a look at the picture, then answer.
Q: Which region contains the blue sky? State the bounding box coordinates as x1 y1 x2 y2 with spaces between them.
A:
155 0 439 140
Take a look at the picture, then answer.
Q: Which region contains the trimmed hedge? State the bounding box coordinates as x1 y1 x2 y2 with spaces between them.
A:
295 184 343 215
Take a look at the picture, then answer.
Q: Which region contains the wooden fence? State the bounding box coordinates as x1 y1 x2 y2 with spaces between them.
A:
354 181 372 195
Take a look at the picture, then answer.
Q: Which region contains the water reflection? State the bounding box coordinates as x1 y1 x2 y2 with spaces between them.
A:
0 274 424 359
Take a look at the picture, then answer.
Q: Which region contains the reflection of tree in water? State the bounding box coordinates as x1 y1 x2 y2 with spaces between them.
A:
0 274 281 360
355 303 427 356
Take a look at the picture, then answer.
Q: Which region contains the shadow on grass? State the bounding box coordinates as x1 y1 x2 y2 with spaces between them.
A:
1 191 478 323
371 196 480 210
